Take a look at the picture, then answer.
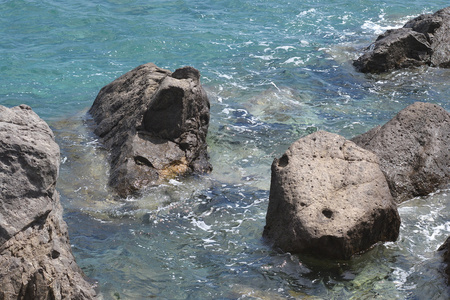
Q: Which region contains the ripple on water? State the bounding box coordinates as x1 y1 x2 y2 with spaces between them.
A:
29 1 450 298
53 84 450 299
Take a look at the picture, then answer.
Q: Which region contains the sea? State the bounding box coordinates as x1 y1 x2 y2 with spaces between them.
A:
1 0 450 299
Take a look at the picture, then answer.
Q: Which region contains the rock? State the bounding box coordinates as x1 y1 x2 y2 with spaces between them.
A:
352 102 450 203
89 63 211 197
438 237 450 285
0 104 59 245
354 7 450 73
263 131 400 260
0 104 96 299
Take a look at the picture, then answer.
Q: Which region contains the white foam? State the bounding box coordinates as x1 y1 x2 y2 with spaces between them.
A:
202 238 216 244
192 219 211 231
169 179 183 186
275 45 295 51
218 73 233 80
297 8 316 17
270 81 281 92
282 57 304 66
361 21 397 35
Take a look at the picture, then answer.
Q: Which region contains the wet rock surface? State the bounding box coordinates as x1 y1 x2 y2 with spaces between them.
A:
354 7 450 73
438 236 450 285
0 104 96 300
263 130 400 260
352 102 450 203
89 63 211 197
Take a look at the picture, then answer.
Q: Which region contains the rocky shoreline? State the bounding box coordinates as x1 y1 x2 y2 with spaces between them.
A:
1 6 450 297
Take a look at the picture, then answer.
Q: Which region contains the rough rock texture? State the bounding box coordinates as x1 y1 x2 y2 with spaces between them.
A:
263 131 400 260
0 104 96 299
354 7 450 73
352 102 450 203
438 236 450 285
89 63 211 197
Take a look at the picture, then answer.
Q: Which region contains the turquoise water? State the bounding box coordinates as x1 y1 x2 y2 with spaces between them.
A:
1 1 450 299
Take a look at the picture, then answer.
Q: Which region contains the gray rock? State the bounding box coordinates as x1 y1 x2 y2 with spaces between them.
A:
0 104 96 299
89 63 211 197
354 7 450 73
438 236 450 285
0 104 59 245
352 102 450 203
263 131 400 260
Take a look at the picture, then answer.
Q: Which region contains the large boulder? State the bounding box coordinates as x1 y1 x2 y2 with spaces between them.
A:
352 102 450 203
354 7 450 73
263 131 400 260
438 236 450 285
0 104 96 299
89 63 212 197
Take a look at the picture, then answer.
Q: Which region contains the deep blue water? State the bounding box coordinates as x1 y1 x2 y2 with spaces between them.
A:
1 1 449 299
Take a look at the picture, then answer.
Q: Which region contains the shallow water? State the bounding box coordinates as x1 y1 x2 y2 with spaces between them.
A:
1 0 449 299
55 115 450 299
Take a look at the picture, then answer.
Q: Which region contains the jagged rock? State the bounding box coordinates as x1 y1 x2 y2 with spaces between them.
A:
352 102 450 203
89 63 211 197
438 237 450 285
0 104 96 299
0 104 59 245
354 7 450 73
263 131 400 260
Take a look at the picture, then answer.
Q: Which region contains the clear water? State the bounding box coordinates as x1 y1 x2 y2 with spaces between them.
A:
1 0 449 299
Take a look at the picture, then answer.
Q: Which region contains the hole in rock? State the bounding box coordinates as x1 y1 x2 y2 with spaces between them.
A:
278 154 289 167
51 250 60 259
322 208 333 219
134 156 154 167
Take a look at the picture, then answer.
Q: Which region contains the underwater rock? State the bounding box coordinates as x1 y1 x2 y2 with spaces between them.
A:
89 63 212 197
352 102 450 203
0 104 96 299
354 7 450 73
263 130 400 260
438 236 450 285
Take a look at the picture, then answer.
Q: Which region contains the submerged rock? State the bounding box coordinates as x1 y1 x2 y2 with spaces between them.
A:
354 7 450 73
89 63 212 197
0 104 96 299
263 131 400 260
352 102 450 203
438 237 450 285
